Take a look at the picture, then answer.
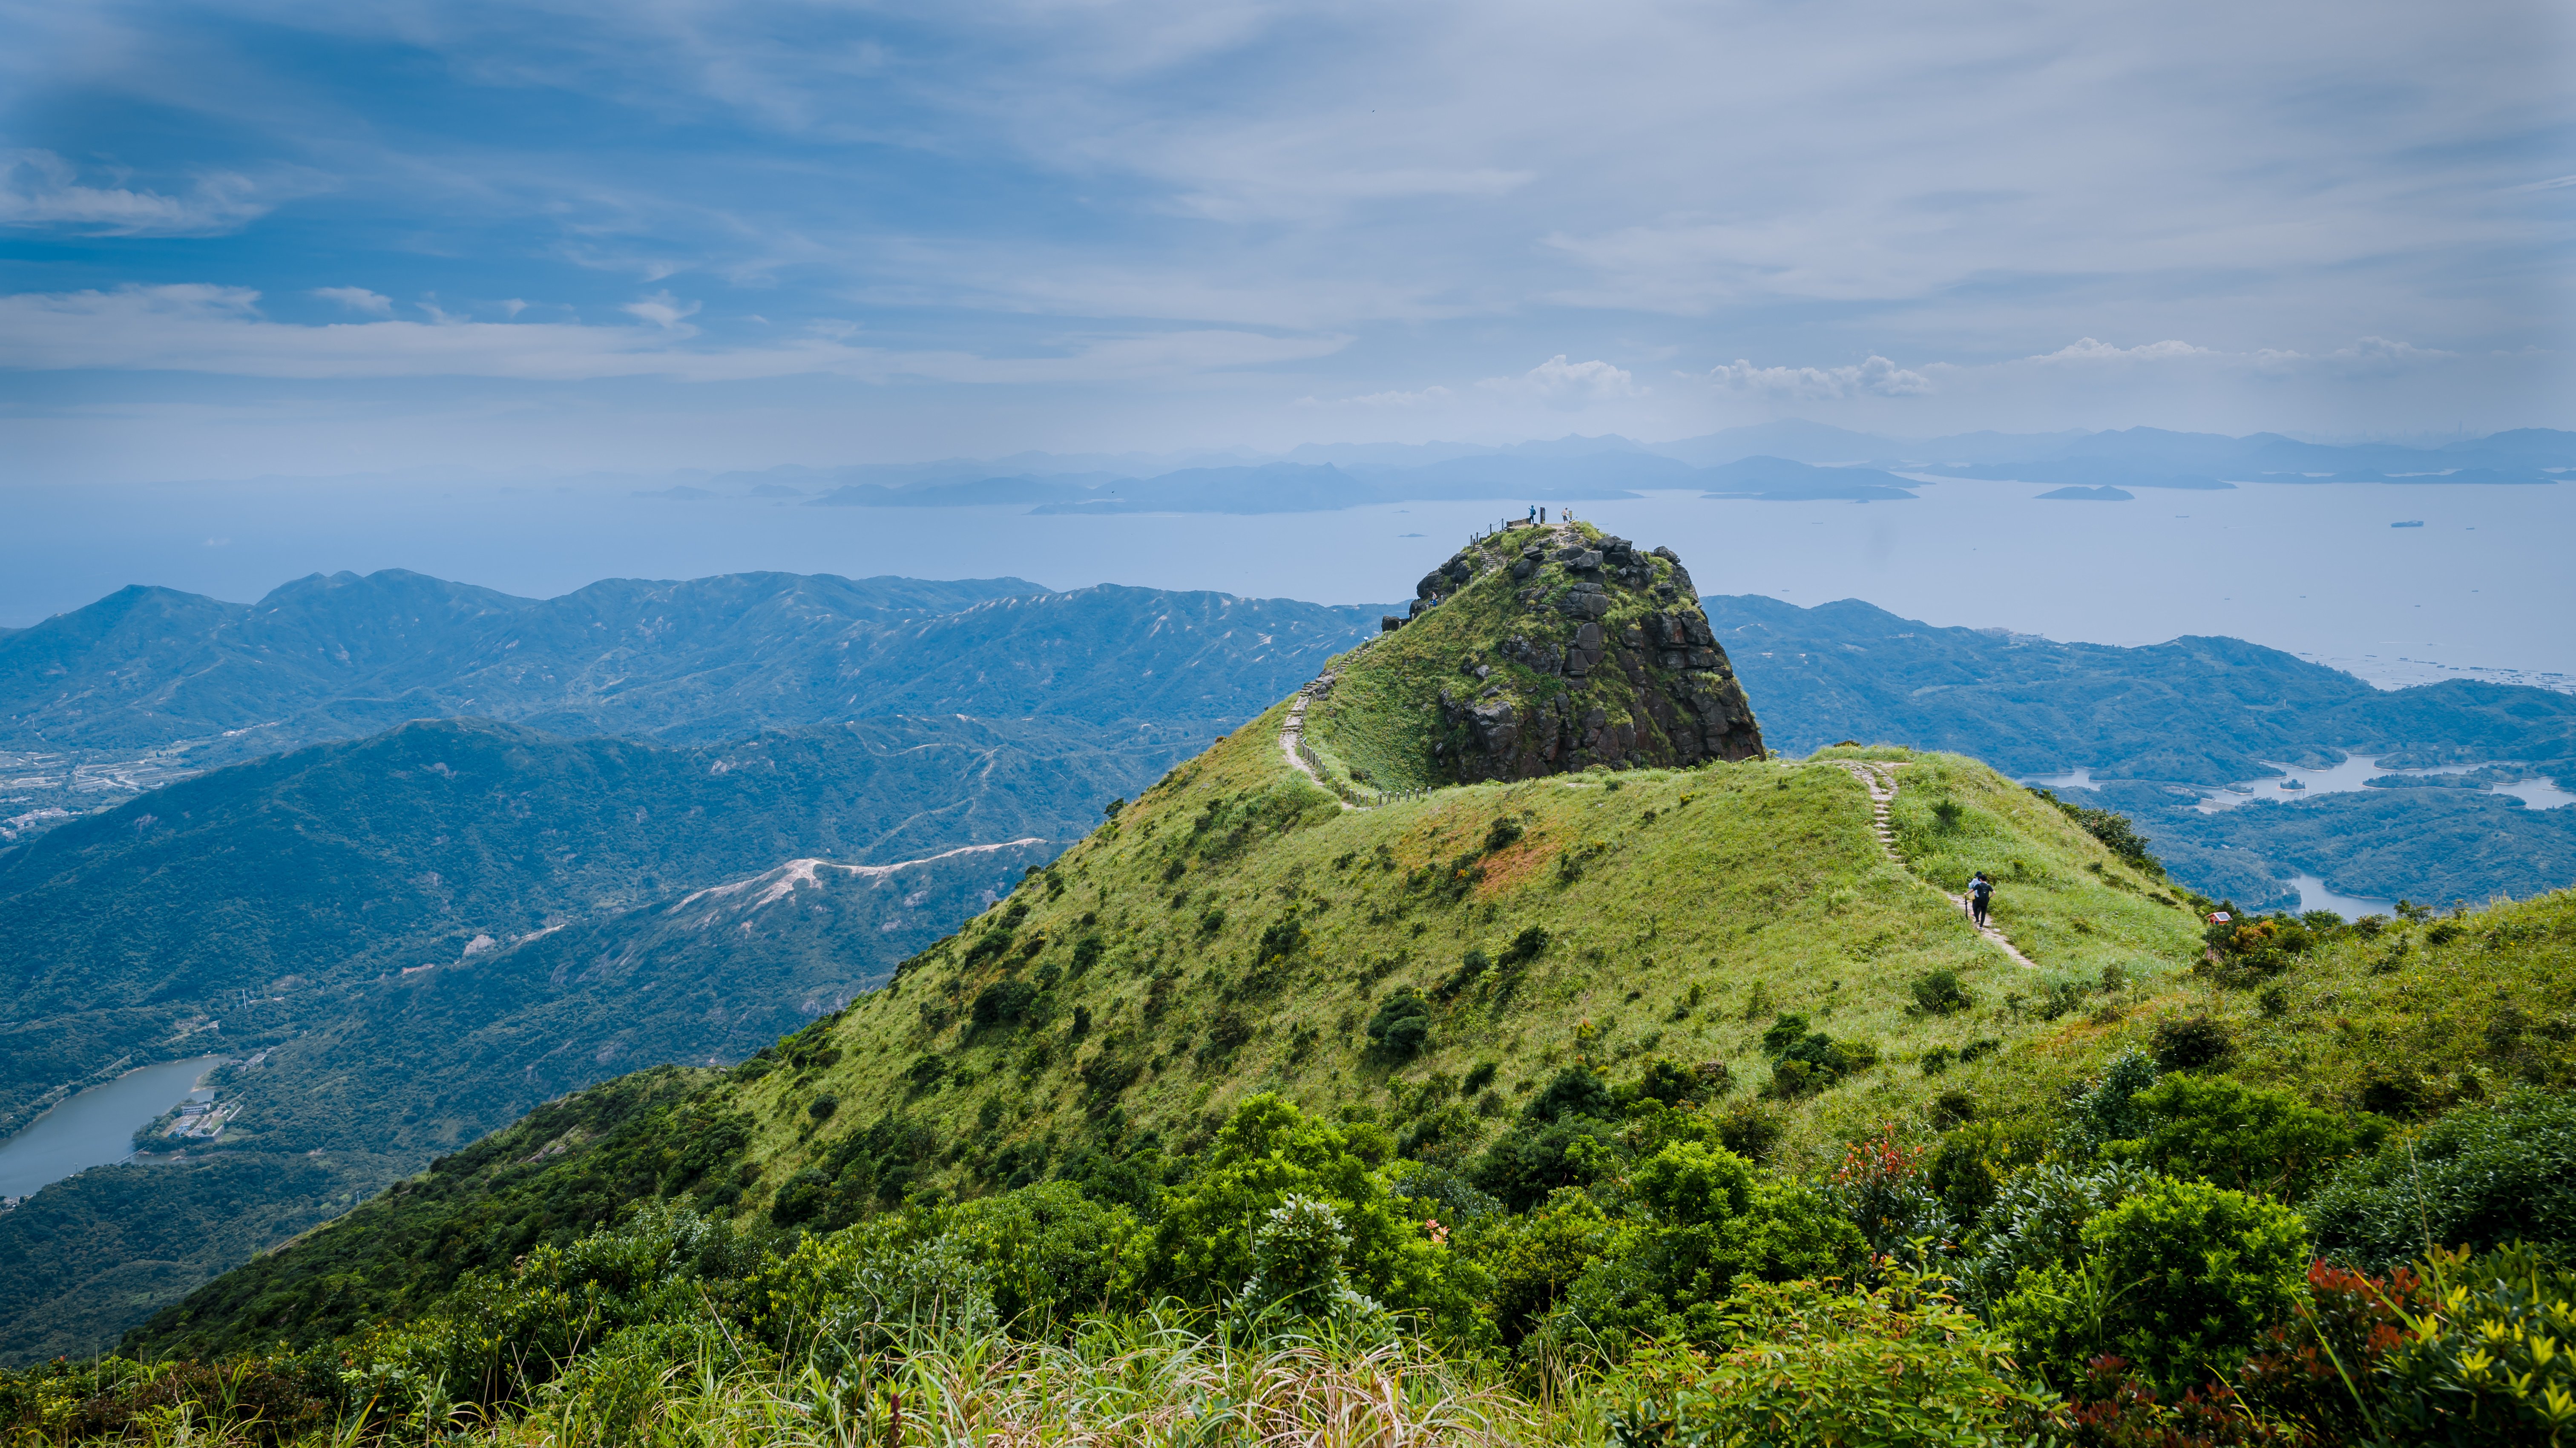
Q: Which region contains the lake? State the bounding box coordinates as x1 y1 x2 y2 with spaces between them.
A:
0 1057 224 1202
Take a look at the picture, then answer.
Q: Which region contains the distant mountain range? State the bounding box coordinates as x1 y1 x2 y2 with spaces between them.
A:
1705 595 2576 909
669 426 2576 514
0 570 1385 765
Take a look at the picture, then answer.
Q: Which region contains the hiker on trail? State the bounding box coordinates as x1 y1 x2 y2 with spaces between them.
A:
1967 871 1994 928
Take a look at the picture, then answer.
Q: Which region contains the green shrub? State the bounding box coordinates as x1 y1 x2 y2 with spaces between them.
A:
1459 1187 1613 1348
1127 1096 1469 1337
1924 1119 2049 1232
1957 1160 2156 1310
2108 1075 2384 1201
1713 1100 1786 1162
1524 1064 1615 1123
1909 968 1974 1016
1534 1143 1863 1354
752 1215 996 1371
2068 1049 2161 1148
1600 1267 2054 1448
2151 1014 2232 1071
1757 1013 1878 1098
1434 948 1490 1000
944 1181 1136 1333
1230 1193 1386 1336
1995 1176 2309 1391
2306 1088 2576 1271
1628 1057 1701 1107
2035 791 2165 877
2372 1243 2576 1445
1364 988 1432 1060
971 979 1039 1032
1466 1115 1621 1211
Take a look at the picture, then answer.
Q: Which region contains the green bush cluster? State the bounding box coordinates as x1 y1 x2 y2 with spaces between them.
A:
1757 1011 1880 1098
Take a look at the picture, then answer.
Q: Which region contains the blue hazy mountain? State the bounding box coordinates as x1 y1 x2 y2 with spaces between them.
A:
0 572 1386 764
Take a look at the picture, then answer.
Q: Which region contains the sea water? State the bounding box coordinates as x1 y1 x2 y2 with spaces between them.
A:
3 474 2573 683
0 1057 224 1202
2194 753 2575 813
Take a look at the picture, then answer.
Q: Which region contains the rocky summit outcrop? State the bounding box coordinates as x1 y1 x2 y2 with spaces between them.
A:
1305 523 1763 789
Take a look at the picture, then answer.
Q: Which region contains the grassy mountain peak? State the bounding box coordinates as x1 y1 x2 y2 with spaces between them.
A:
1301 522 1764 795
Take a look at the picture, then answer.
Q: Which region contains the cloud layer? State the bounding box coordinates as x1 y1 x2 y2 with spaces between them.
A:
0 0 2567 471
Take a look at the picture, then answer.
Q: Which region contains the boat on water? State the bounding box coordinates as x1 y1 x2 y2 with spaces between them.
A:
2225 784 2255 795
2391 520 2424 529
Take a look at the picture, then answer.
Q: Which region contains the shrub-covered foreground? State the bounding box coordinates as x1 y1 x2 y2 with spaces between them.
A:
13 1049 2576 1448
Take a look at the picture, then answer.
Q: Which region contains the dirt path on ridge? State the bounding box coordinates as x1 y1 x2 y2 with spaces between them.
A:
1830 760 2038 970
1279 673 1362 810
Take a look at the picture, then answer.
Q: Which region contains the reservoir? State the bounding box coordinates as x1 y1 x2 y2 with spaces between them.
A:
0 1057 224 1202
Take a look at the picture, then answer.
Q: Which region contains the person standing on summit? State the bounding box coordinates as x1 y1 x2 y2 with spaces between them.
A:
1967 871 1995 928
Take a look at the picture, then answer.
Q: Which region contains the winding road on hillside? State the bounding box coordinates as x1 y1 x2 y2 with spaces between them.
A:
1831 760 2038 969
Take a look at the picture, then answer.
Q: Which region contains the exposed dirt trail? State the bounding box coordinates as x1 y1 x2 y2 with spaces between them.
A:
1830 759 2038 970
1279 672 1364 810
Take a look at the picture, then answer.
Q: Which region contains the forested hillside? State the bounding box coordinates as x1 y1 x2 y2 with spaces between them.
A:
0 571 1381 759
0 717 1099 1361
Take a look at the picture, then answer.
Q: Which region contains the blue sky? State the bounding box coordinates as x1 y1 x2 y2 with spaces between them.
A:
2 0 2570 480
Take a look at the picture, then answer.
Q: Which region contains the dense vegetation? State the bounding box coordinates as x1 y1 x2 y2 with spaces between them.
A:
17 880 2573 1444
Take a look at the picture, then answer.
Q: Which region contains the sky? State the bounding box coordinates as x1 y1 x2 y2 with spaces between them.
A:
2 0 2572 483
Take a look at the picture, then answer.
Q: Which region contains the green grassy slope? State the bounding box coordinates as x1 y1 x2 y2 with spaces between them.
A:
723 729 2201 1196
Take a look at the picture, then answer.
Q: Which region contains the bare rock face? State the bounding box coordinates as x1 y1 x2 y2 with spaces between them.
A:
1400 528 1762 782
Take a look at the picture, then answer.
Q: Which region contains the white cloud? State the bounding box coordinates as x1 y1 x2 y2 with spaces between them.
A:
0 150 281 237
1300 385 1454 408
0 284 1348 384
2027 337 2216 364
1480 355 1639 409
311 287 395 317
621 290 702 329
1704 354 1933 400
2248 336 2460 373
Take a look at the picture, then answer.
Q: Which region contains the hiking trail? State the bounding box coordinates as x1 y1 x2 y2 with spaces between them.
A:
1279 670 1362 810
1831 759 2038 970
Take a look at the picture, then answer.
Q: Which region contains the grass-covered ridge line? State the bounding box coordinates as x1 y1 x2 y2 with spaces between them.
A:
738 733 2201 1199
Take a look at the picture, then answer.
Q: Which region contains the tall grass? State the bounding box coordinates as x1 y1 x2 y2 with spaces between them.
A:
500 1313 1570 1448
43 1316 1587 1448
